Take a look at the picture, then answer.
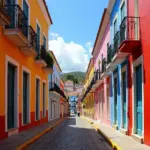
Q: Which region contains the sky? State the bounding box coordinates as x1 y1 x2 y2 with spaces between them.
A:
46 0 109 73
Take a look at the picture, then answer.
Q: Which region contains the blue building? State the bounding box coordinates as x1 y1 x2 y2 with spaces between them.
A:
107 0 128 132
69 96 77 114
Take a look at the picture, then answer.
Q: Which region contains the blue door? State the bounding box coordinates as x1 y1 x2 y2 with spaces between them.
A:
136 64 143 136
114 78 117 125
122 71 127 128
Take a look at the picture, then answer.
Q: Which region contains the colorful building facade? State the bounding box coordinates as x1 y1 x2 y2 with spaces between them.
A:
49 51 62 121
92 9 110 125
82 58 95 119
0 0 53 139
81 0 150 146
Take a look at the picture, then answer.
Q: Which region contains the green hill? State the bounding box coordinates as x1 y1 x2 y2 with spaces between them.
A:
61 72 85 83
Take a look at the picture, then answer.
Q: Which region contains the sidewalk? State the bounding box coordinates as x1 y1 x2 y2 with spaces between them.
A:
83 116 150 150
0 118 64 150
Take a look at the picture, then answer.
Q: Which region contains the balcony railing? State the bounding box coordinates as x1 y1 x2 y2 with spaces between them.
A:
0 0 4 8
102 58 107 73
4 5 28 37
49 82 61 94
36 45 53 68
107 45 113 64
120 16 140 43
113 31 120 58
28 26 37 49
94 70 101 82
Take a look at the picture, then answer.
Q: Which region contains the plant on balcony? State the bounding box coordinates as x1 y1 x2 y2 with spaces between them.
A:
40 46 53 68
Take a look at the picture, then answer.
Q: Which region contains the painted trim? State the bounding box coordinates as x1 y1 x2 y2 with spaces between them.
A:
35 75 41 121
5 55 19 132
132 55 144 137
22 66 31 126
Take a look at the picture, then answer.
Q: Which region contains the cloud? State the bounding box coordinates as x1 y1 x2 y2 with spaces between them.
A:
50 33 59 40
49 33 91 73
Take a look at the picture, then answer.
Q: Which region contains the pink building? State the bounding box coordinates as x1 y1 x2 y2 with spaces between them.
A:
92 9 110 125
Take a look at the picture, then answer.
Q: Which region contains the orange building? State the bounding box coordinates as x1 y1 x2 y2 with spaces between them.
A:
0 0 53 139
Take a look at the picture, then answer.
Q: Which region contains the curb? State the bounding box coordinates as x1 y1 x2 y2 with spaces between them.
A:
16 118 65 150
81 116 122 150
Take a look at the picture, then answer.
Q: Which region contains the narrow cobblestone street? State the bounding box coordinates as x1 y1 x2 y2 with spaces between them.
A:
26 116 113 150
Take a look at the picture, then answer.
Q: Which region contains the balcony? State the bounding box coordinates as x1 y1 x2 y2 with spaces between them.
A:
49 82 61 95
107 32 128 71
0 0 11 26
35 45 53 73
93 70 102 88
20 26 37 58
119 16 141 54
3 5 29 46
101 58 109 79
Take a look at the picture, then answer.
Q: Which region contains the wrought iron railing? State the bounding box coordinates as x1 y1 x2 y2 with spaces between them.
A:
102 58 107 73
28 26 37 50
94 70 101 81
113 31 120 58
4 5 28 37
107 44 112 64
0 0 4 8
49 82 61 94
120 16 140 43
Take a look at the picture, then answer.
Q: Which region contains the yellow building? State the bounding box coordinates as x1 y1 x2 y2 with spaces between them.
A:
82 58 95 119
0 0 53 139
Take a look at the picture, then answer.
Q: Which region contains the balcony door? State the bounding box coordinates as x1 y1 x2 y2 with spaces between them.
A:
23 0 29 37
36 24 40 53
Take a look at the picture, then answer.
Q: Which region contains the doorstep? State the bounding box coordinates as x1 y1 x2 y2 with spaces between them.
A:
112 124 118 130
120 128 127 135
132 133 144 144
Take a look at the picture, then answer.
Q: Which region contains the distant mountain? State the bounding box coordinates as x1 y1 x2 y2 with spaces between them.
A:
61 72 85 83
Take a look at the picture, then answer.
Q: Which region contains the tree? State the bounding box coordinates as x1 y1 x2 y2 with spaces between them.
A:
66 75 75 81
73 78 79 84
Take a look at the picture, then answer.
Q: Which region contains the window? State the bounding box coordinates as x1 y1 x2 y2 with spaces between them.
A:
107 84 110 119
36 24 40 53
36 78 40 120
43 82 46 117
114 19 117 35
121 2 125 21
43 35 46 49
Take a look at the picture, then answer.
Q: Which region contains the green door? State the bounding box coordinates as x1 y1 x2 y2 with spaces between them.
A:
36 79 40 120
7 64 15 129
122 71 127 128
136 64 143 136
23 72 28 125
114 78 117 124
